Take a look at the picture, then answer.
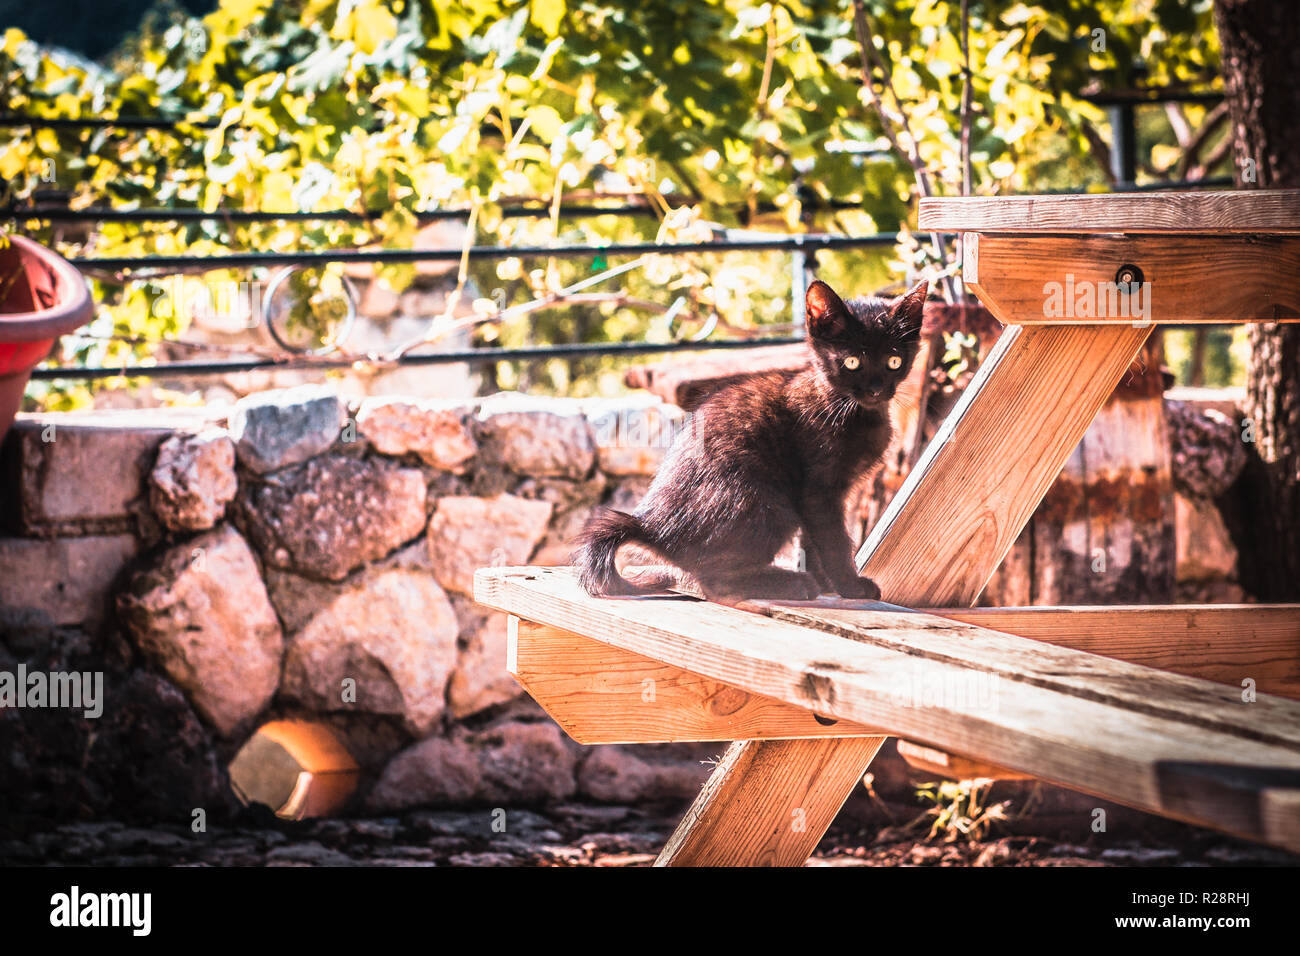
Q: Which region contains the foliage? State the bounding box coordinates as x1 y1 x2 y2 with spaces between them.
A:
911 776 1010 843
0 0 1229 405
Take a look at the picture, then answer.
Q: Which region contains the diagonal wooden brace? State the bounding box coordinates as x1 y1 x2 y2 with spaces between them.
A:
654 322 1152 865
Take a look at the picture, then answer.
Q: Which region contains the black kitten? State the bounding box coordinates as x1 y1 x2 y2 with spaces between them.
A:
574 278 927 602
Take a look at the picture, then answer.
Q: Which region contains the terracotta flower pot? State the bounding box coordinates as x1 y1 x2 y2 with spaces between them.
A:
0 235 94 439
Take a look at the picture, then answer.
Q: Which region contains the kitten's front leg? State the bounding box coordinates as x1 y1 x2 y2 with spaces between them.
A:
800 500 882 601
800 540 835 595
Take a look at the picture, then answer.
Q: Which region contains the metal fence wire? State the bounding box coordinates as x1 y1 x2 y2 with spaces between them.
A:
6 83 1231 382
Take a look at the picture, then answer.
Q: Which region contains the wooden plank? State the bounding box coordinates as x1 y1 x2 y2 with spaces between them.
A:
475 566 1300 852
654 736 887 866
854 323 1154 604
508 617 884 744
918 189 1300 234
923 605 1300 700
748 600 1300 746
963 233 1300 324
895 739 1031 781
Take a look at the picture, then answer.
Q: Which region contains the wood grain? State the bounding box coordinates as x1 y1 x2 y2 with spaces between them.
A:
654 736 887 866
895 738 1031 781
509 618 883 743
965 233 1300 325
919 189 1300 234
749 600 1300 747
924 605 1300 700
475 566 1300 851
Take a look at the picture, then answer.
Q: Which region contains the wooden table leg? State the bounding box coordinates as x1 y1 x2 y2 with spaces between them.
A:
656 323 1152 866
654 736 887 866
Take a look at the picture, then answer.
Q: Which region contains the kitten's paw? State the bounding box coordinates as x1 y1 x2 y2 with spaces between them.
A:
834 576 881 600
797 576 824 600
778 572 823 601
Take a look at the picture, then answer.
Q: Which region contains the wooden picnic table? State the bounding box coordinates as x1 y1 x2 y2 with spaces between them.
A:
475 189 1300 865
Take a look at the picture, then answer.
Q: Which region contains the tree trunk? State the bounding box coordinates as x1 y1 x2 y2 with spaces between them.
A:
1213 0 1300 599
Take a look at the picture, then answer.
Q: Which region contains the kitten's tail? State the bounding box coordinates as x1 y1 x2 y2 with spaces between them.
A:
573 508 678 596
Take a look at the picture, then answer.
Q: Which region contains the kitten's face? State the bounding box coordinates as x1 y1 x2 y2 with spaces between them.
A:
804 279 928 410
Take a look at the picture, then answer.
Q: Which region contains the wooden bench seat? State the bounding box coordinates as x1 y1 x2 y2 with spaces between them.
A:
476 566 1300 856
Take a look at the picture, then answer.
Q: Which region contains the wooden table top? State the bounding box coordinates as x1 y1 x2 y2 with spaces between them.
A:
919 189 1300 234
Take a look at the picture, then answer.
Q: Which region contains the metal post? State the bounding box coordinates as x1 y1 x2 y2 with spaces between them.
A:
1108 102 1137 188
791 250 808 329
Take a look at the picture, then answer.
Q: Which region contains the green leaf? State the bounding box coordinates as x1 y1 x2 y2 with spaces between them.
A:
531 0 565 36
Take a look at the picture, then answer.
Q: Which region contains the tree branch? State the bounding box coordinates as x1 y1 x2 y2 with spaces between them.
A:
1176 101 1230 178
849 0 957 302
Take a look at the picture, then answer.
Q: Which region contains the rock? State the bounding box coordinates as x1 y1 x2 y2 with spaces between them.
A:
315 714 410 774
149 429 238 531
229 385 345 474
406 810 491 838
8 413 179 534
513 472 608 511
552 804 633 828
607 477 654 512
359 280 400 318
974 841 1016 867
1203 843 1297 865
264 570 349 636
447 851 521 867
281 569 458 735
368 858 438 867
908 844 947 865
99 828 194 853
366 736 482 811
117 525 283 736
356 397 478 472
467 720 578 804
0 648 96 820
0 534 137 629
1166 399 1248 499
448 610 521 718
264 540 433 634
476 393 596 479
1175 492 1238 582
83 671 232 822
239 455 427 581
531 501 602 567
265 842 355 866
1098 846 1182 865
349 819 401 841
576 746 709 803
583 398 684 476
576 748 656 804
426 494 553 596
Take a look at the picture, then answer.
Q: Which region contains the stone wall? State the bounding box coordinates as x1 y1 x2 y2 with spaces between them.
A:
0 384 1250 826
0 386 708 823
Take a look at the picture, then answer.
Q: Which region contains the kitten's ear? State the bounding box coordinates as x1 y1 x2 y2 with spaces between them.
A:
891 280 929 339
805 280 850 339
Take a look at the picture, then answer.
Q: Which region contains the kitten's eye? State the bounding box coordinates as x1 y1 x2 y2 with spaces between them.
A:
887 355 903 370
843 356 861 370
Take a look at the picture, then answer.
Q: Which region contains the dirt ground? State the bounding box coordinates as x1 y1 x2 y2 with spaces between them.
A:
2 803 1297 867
